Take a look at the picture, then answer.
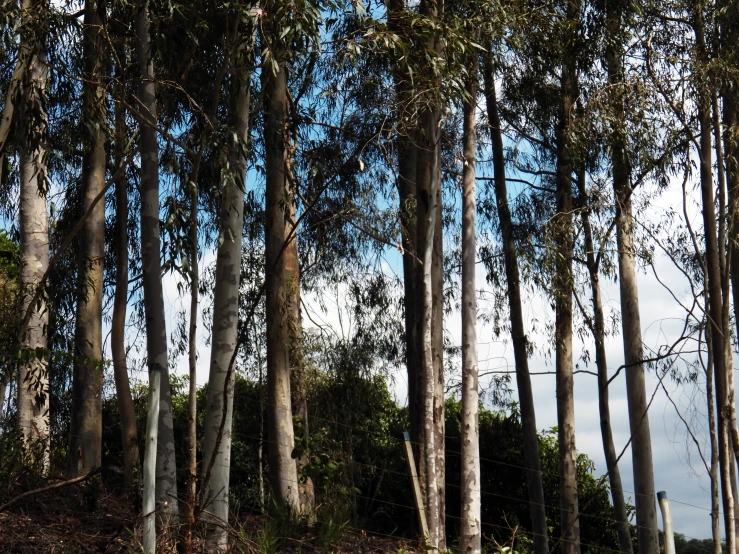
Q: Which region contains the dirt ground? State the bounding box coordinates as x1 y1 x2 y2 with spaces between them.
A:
0 484 414 553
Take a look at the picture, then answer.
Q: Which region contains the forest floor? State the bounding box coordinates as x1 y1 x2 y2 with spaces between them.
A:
0 483 413 553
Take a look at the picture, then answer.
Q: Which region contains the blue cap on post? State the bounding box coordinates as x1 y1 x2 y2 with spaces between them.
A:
657 491 668 501
403 431 410 441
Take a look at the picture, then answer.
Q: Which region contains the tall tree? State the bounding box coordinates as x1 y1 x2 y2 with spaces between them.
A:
69 0 106 477
111 65 139 492
606 0 659 549
200 25 253 549
388 0 423 497
690 0 735 550
576 170 633 553
134 0 175 546
263 16 299 507
414 0 445 543
459 62 481 554
553 0 580 548
285 171 316 515
17 0 50 472
483 57 550 554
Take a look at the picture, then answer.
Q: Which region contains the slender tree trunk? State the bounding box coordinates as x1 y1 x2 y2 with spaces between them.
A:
199 50 252 550
141 32 179 530
483 58 549 554
432 152 446 550
416 89 440 551
460 69 481 554
704 327 723 554
692 4 736 552
135 0 173 546
69 0 106 477
284 148 315 515
576 172 633 554
184 155 198 551
111 70 139 493
607 3 659 551
554 8 579 548
17 0 50 473
263 53 299 508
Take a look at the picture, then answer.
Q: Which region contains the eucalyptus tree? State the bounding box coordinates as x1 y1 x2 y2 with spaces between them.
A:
110 69 139 492
68 0 107 477
574 167 632 553
134 0 174 546
199 7 256 548
414 0 445 544
603 0 659 547
459 46 480 554
17 0 50 471
688 1 736 550
261 0 321 507
388 0 421 474
482 57 550 554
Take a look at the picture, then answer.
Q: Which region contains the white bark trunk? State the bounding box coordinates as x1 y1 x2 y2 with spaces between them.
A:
200 60 251 550
18 0 49 472
460 71 481 554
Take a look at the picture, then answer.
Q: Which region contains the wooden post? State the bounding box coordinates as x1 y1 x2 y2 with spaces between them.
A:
403 431 429 541
657 491 675 554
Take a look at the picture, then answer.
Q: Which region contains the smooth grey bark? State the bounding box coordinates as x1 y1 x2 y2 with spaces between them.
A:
263 55 299 508
607 6 659 553
135 0 176 543
483 59 548 554
17 0 50 473
554 6 580 548
460 69 481 554
111 72 139 492
576 172 633 554
69 0 106 477
200 59 251 550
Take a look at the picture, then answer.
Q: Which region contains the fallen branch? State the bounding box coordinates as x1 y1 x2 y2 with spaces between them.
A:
0 467 101 512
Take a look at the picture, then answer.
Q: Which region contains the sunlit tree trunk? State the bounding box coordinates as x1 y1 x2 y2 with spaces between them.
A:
135 0 174 546
285 178 316 516
17 0 50 473
263 50 299 508
111 69 139 492
554 4 579 547
69 0 106 477
200 57 251 550
483 58 549 554
460 68 481 554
